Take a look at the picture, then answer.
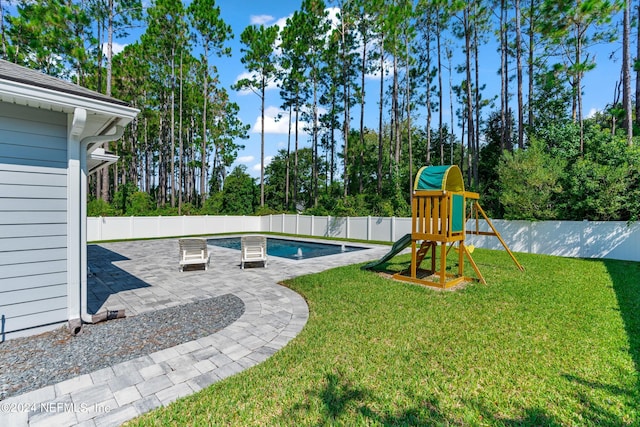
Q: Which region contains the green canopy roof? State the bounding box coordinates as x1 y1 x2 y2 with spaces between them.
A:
413 165 465 192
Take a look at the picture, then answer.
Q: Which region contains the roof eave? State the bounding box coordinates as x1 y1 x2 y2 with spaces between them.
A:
0 78 139 123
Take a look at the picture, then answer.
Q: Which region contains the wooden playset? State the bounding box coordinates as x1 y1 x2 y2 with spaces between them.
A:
391 165 523 289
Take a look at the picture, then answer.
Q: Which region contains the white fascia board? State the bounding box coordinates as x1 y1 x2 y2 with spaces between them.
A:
0 79 139 122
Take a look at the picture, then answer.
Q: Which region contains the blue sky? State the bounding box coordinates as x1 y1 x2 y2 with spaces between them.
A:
116 1 625 179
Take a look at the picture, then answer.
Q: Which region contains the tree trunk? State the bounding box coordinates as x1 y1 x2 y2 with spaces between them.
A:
178 52 183 215
393 53 400 177
636 1 640 132
170 50 176 207
144 116 150 193
448 47 455 164
515 0 524 148
473 13 480 187
330 94 336 186
100 0 115 203
313 75 319 207
500 0 507 151
464 7 474 187
576 24 584 153
286 104 292 210
622 0 632 146
342 15 350 198
377 33 384 193
201 45 209 202
437 16 444 165
528 0 535 129
425 21 432 165
260 75 265 207
360 32 366 194
406 30 412 204
294 99 300 209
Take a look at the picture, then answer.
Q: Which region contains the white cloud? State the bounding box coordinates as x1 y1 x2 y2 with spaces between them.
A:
274 14 292 31
251 156 274 173
252 106 310 135
365 57 394 80
250 15 275 25
237 155 255 164
587 107 599 118
233 72 254 96
326 7 341 29
102 42 127 56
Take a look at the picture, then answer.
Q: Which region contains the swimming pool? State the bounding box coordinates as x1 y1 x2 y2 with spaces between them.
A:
207 237 365 260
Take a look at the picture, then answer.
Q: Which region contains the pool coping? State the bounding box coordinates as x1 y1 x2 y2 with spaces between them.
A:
207 234 370 261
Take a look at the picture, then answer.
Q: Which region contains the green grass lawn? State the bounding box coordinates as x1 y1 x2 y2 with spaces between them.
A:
128 249 639 426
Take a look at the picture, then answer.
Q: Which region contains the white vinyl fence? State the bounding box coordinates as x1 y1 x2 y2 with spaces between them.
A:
87 215 640 262
87 215 261 242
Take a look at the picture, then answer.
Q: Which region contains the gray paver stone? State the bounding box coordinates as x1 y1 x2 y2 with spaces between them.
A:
89 367 116 385
136 375 173 398
188 371 221 392
75 398 117 423
193 359 215 374
138 363 167 381
215 361 244 380
113 386 142 407
71 384 113 408
165 354 195 371
155 383 193 406
167 366 201 385
132 395 162 415
107 371 144 393
0 411 28 427
54 374 94 397
92 405 139 427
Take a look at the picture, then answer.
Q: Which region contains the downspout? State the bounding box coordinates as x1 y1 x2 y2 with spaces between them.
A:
68 115 126 335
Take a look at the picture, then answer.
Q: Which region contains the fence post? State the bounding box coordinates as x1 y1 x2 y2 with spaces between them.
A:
345 216 350 239
367 216 371 241
296 214 299 235
528 221 533 254
580 219 587 258
391 216 396 242
311 215 315 236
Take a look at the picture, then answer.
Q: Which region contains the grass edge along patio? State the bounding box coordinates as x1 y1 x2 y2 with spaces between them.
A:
128 246 639 426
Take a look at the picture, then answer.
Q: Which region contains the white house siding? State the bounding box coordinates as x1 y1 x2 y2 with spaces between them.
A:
0 103 68 340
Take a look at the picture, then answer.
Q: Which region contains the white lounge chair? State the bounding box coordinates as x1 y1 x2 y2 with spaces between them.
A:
178 238 211 272
241 235 267 269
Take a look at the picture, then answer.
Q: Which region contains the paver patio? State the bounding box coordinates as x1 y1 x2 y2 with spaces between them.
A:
0 236 389 427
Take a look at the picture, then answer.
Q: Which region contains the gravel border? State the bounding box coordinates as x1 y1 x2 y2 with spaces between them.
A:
0 294 244 400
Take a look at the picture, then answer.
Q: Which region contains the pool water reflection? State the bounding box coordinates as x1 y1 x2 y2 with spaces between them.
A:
207 237 365 260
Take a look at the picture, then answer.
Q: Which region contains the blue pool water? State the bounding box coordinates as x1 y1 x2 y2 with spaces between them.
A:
207 237 365 260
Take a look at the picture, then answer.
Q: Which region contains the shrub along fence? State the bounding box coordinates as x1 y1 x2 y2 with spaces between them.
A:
88 214 640 262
